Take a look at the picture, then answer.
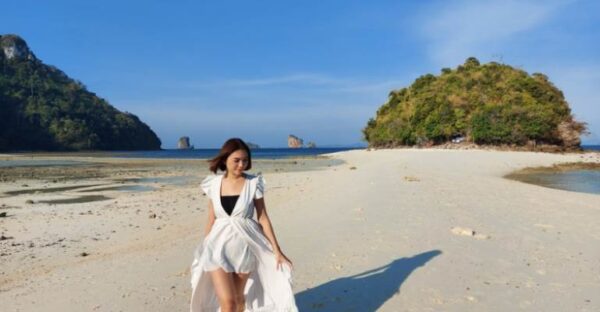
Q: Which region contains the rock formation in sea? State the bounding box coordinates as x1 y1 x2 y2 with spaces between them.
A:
306 141 317 148
288 135 303 148
177 137 193 149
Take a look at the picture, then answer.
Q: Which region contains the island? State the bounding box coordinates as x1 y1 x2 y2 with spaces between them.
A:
0 34 161 151
363 57 587 151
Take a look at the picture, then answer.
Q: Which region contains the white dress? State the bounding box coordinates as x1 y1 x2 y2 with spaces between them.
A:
190 173 298 312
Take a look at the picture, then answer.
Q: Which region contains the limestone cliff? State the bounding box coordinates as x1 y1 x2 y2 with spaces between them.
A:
178 137 193 149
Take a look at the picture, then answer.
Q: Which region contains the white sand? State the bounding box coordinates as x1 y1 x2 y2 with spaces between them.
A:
1 149 599 311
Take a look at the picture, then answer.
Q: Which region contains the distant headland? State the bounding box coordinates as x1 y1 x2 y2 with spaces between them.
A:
0 34 161 151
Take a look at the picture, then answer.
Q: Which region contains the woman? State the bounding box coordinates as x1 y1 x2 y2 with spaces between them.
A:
190 138 298 312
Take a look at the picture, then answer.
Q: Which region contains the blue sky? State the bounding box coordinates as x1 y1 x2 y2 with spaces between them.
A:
2 0 599 148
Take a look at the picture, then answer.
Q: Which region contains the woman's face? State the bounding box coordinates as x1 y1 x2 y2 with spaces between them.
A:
225 149 249 176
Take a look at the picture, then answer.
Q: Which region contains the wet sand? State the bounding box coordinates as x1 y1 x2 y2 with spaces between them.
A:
1 149 599 311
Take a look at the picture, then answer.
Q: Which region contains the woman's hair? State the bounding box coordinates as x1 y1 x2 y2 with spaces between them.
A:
208 138 252 173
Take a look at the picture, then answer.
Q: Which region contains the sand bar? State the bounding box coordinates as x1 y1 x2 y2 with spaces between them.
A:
1 149 599 311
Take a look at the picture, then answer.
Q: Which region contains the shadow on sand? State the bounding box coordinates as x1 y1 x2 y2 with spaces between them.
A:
295 250 442 311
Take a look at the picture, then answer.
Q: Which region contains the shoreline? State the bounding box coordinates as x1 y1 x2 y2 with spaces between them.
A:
504 161 600 195
1 149 599 311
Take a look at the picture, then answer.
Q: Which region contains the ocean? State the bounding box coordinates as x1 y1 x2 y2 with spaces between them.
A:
582 145 600 152
512 169 600 195
111 147 363 159
507 145 600 195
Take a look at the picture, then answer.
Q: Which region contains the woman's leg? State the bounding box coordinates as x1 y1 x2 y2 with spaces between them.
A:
232 272 251 312
209 268 237 312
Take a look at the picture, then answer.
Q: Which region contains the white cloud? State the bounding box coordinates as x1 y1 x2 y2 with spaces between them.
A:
546 65 600 144
419 0 571 66
416 0 599 144
180 73 407 91
116 73 406 147
203 74 344 87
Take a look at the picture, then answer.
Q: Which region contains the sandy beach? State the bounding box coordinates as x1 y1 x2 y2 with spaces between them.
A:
1 149 599 311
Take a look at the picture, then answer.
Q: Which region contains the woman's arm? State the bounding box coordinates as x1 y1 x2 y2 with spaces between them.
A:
255 198 281 252
255 197 293 269
204 200 215 237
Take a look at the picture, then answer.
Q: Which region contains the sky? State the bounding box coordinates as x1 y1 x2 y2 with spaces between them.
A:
2 0 599 148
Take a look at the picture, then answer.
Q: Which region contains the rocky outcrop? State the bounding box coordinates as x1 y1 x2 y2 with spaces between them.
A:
557 120 586 148
178 137 193 149
288 135 303 148
0 34 35 61
306 141 316 148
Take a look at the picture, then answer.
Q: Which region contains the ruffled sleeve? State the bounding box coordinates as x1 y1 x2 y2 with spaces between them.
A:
254 174 266 199
200 175 216 197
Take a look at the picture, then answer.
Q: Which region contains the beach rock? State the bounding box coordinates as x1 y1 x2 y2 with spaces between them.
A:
288 135 304 148
557 120 583 147
0 212 7 217
451 227 490 239
474 233 491 240
451 227 475 236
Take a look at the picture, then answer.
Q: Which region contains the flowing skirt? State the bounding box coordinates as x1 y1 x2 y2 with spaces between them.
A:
190 217 298 312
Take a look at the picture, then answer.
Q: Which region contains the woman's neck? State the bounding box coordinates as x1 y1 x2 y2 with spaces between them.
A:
224 171 245 180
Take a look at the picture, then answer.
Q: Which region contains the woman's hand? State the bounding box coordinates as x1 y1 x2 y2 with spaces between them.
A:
274 250 293 271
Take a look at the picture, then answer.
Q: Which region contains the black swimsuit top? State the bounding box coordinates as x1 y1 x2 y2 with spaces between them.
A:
220 195 239 215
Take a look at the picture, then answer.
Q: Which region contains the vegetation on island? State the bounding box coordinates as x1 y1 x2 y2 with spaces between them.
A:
0 34 161 151
363 57 587 150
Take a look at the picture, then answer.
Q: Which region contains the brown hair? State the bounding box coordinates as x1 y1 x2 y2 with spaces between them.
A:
208 138 252 173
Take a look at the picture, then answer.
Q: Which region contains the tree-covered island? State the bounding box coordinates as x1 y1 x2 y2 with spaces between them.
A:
363 57 587 151
0 34 161 151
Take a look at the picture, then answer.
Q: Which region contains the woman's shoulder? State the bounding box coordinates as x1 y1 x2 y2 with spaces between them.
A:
200 174 220 195
246 173 266 199
245 173 265 184
202 173 220 183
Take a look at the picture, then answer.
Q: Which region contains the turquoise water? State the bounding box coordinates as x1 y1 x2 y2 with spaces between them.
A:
514 169 600 195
